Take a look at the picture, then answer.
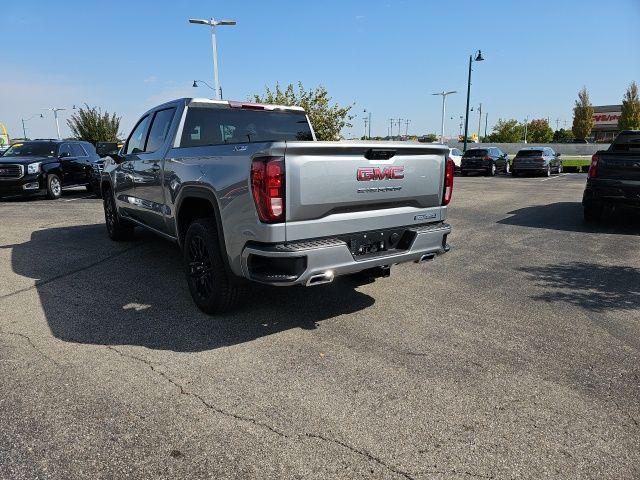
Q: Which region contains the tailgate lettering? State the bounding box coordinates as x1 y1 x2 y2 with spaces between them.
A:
357 166 404 181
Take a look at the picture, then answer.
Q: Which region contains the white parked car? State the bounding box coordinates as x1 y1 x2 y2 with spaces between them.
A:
448 147 463 171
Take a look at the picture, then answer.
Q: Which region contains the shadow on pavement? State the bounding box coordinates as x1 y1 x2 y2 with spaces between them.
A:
520 261 640 313
6 224 375 352
498 202 640 235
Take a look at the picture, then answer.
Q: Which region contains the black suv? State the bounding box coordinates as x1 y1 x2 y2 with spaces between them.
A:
0 139 101 200
460 147 510 176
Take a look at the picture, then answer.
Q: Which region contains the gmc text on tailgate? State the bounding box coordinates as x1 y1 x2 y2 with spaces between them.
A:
101 98 453 313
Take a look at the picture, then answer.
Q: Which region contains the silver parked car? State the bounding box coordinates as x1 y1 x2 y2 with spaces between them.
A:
512 147 562 177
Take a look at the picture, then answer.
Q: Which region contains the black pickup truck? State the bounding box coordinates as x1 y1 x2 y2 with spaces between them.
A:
583 130 640 221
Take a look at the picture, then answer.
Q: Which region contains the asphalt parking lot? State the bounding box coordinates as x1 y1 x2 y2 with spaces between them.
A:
1 174 638 479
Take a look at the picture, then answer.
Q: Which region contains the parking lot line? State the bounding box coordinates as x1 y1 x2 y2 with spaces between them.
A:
540 173 570 182
64 195 96 202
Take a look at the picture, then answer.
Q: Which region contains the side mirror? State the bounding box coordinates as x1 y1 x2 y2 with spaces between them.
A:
110 152 125 164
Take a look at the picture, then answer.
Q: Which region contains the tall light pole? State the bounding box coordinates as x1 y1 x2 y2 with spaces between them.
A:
477 102 483 142
363 109 372 139
189 17 237 100
432 90 456 144
45 108 66 139
463 50 485 152
484 112 489 138
21 114 43 139
405 119 411 136
523 116 529 143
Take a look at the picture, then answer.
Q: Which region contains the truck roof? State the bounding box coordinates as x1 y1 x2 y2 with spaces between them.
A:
186 97 305 113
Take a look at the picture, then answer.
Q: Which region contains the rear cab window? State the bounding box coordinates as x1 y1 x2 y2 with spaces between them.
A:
179 105 314 148
610 132 640 152
517 149 544 157
463 149 487 158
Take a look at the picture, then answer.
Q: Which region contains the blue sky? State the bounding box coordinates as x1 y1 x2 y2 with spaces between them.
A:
1 0 639 140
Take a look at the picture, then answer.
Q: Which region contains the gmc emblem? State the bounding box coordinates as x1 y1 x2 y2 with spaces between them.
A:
356 166 404 181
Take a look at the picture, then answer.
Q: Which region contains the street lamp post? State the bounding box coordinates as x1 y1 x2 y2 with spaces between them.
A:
432 90 457 144
45 108 66 140
463 50 484 152
189 17 237 100
477 102 483 142
523 117 529 143
363 109 372 139
192 79 218 96
21 114 43 139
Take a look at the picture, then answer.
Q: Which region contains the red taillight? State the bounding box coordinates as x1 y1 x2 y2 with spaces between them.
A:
251 156 285 223
588 154 600 178
443 158 455 206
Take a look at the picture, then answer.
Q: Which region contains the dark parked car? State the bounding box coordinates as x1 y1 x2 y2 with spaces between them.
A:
582 130 640 222
0 139 101 199
460 147 510 176
512 147 562 177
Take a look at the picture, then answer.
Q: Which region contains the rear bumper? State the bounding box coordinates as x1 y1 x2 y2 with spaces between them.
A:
241 222 451 286
583 179 640 208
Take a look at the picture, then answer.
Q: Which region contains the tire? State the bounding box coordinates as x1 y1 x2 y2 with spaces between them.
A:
486 163 496 177
183 218 242 314
46 174 62 200
511 170 518 177
558 163 563 174
584 204 602 223
103 187 134 241
545 165 551 177
504 162 510 174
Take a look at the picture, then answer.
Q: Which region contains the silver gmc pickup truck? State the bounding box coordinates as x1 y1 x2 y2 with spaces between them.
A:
101 98 453 313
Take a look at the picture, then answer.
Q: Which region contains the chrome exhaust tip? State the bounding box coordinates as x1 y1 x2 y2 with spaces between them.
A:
416 253 436 263
305 270 335 286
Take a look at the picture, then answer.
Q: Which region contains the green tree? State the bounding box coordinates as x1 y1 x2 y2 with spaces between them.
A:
552 128 574 143
618 81 640 130
487 118 523 143
572 87 594 140
526 118 554 143
252 82 353 140
66 104 121 144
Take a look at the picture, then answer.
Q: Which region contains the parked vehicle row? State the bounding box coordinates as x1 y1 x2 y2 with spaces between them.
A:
452 146 564 178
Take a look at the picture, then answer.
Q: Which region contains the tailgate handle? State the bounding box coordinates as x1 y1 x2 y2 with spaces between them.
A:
365 149 396 160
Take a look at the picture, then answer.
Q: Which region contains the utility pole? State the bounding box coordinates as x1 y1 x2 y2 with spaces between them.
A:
555 118 560 130
362 116 368 139
389 118 394 139
523 117 529 143
397 118 402 137
405 119 410 136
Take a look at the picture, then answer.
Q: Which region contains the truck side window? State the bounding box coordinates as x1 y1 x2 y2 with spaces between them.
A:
125 115 151 155
145 108 176 153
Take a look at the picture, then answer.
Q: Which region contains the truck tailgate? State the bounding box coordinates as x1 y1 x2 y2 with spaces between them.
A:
284 141 447 222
